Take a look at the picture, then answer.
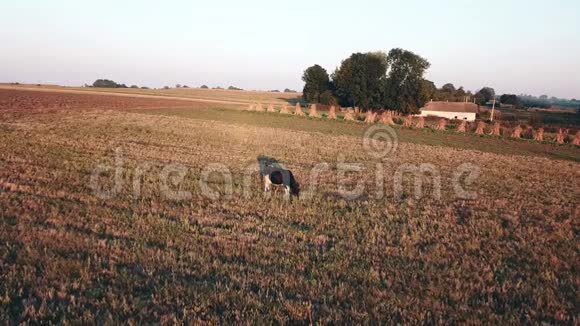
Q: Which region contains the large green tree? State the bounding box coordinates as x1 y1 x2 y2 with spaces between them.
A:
474 87 496 105
383 48 431 113
302 65 330 103
332 52 388 109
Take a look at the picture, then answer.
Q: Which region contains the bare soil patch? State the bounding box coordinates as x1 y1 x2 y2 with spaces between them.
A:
0 88 232 113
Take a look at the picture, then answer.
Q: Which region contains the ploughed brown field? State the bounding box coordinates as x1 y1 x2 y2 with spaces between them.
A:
0 88 241 112
0 88 578 324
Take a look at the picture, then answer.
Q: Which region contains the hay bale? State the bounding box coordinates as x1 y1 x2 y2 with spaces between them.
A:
414 116 425 129
248 103 256 111
533 128 544 141
555 128 566 144
403 116 413 127
456 120 467 132
435 118 447 131
489 122 501 136
294 103 305 116
474 121 486 135
510 125 522 138
280 105 290 114
309 104 320 118
267 103 276 112
328 106 337 119
523 126 534 139
380 111 395 125
256 103 264 112
343 109 356 121
364 111 377 124
572 131 580 145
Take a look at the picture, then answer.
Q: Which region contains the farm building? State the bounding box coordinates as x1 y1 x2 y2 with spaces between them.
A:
419 101 478 121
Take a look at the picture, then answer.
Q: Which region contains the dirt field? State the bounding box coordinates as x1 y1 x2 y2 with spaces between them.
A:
1 84 302 106
0 89 578 323
0 88 243 113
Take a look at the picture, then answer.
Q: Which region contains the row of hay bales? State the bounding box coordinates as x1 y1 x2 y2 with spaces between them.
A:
248 103 580 145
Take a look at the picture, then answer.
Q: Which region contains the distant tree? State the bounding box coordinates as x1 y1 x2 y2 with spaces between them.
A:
302 64 330 103
140 86 150 90
200 85 209 89
182 85 189 88
333 52 388 109
474 87 495 106
270 90 280 92
383 48 431 113
441 83 456 94
130 85 139 89
420 80 437 104
500 94 519 105
163 86 170 90
455 87 467 100
176 84 181 88
500 94 525 110
92 79 124 88
228 86 243 90
213 86 223 90
284 88 297 93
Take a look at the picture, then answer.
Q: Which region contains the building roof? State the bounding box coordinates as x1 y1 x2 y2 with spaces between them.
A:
421 101 479 113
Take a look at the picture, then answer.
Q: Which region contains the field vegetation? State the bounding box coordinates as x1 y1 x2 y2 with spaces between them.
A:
0 89 578 323
1 83 301 106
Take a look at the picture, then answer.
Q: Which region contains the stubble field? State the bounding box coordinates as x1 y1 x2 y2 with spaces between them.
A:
0 89 578 323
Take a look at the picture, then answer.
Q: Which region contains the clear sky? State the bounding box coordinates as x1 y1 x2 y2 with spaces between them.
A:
1 0 579 98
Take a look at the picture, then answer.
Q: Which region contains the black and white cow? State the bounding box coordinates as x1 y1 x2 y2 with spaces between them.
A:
257 155 300 199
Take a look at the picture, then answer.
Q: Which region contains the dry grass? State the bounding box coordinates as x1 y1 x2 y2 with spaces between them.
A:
456 120 467 132
280 105 290 115
511 125 522 139
328 106 337 120
533 128 545 142
414 116 425 129
572 131 580 145
343 109 356 121
364 111 377 124
380 111 395 125
309 104 319 118
556 128 567 144
435 118 447 131
490 122 501 136
0 91 578 323
475 121 486 135
294 103 305 116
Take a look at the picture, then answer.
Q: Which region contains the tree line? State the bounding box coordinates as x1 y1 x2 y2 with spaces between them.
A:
302 49 578 113
302 49 434 114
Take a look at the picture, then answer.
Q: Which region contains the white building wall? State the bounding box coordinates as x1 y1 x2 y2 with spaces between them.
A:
419 110 476 121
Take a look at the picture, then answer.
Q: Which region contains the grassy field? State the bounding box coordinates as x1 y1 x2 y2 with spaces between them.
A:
0 93 578 323
493 106 580 128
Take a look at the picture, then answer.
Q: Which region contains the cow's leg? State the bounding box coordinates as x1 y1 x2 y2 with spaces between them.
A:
284 185 291 200
264 175 272 192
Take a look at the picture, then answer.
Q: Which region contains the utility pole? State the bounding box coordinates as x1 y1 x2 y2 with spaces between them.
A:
490 97 496 122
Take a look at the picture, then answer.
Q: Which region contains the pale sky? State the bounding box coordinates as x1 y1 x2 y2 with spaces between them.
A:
1 0 579 98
